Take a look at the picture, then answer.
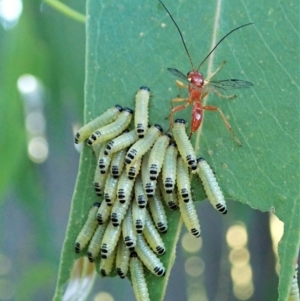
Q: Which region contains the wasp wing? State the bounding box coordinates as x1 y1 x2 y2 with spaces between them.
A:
167 68 189 83
206 79 254 91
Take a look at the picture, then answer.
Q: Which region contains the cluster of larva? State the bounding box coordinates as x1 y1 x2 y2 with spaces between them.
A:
74 86 227 300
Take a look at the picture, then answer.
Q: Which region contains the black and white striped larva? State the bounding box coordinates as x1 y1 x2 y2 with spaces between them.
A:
177 156 192 203
158 174 178 210
135 86 151 139
162 141 178 194
104 129 139 156
178 194 201 238
97 200 112 225
144 210 166 255
122 204 137 251
117 170 135 204
148 133 171 181
141 150 156 198
101 220 122 258
87 221 108 262
103 173 119 206
98 142 112 174
172 119 197 172
93 164 108 196
132 198 146 234
288 264 299 301
87 108 133 146
196 157 227 214
148 187 168 233
111 190 133 227
100 246 117 277
75 105 123 144
130 252 150 301
135 174 148 209
125 124 163 165
126 157 142 180
116 237 130 279
135 234 165 276
75 203 100 253
110 149 127 179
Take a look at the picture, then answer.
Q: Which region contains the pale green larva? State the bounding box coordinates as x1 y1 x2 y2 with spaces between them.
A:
178 194 201 238
135 233 165 276
176 156 192 203
87 108 133 146
104 129 139 156
99 246 117 277
115 237 130 279
148 134 171 181
162 141 178 194
122 203 137 251
103 173 119 206
135 86 151 138
98 142 112 174
126 157 142 180
100 219 122 259
158 174 178 210
148 187 167 233
87 220 108 262
130 252 150 301
172 119 197 172
75 203 100 253
132 198 146 234
110 149 127 179
96 200 112 225
75 105 123 144
116 170 135 204
125 124 163 165
144 210 166 255
141 150 156 198
135 173 148 209
196 157 227 214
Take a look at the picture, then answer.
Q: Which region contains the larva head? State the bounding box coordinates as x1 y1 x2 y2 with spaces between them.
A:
187 71 204 89
174 118 186 125
139 86 150 92
154 124 163 133
115 104 123 112
124 107 134 114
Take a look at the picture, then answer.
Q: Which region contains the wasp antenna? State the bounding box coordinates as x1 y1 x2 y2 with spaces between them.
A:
197 23 254 71
159 0 194 71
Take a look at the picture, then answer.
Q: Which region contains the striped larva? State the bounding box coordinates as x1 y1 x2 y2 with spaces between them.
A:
135 173 148 209
132 198 146 234
100 219 122 258
144 210 166 255
104 129 139 156
103 173 119 206
162 141 178 194
75 203 100 253
135 234 165 276
178 194 201 237
176 156 192 203
148 187 168 233
158 174 178 210
93 164 108 196
125 124 163 165
172 119 197 172
148 134 171 181
116 170 135 204
110 149 127 179
87 221 108 262
111 191 133 227
99 246 117 276
96 200 112 225
115 237 130 279
75 105 123 144
135 86 151 138
130 252 150 301
98 142 112 174
87 108 133 146
122 204 137 251
196 157 227 214
126 157 142 180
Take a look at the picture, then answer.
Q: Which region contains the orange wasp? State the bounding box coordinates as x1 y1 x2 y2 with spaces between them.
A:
159 0 253 145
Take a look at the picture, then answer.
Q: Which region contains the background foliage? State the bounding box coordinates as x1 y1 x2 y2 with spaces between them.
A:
0 0 299 300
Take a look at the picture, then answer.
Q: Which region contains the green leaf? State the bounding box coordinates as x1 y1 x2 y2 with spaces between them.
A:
54 0 300 300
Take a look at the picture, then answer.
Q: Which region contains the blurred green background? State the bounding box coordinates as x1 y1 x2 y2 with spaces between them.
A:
0 0 298 301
